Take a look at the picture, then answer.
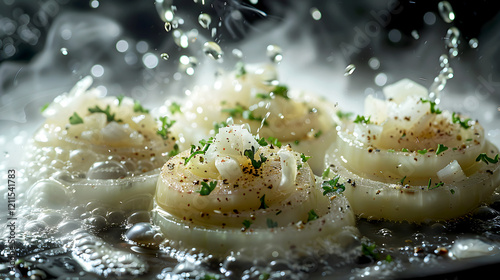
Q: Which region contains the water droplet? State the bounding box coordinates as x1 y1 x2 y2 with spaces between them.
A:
310 8 322 20
344 64 356 76
469 38 479 49
438 1 455 23
266 45 283 63
164 22 172 32
411 30 420 40
87 161 127 180
232 48 243 59
173 30 189 48
439 54 449 67
198 13 211 29
368 58 380 70
89 0 99 8
203 41 223 60
60 47 68 56
444 27 460 48
179 55 198 75
374 72 388 86
160 53 170 60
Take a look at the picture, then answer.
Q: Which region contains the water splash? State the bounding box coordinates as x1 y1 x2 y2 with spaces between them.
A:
344 64 356 76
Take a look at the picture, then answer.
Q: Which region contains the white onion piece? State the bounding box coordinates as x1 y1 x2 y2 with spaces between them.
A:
154 126 358 258
164 64 339 174
329 79 500 222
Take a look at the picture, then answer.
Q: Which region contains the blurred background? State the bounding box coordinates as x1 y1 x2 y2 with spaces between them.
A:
0 0 499 132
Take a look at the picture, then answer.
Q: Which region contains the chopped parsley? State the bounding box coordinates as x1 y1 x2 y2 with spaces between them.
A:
197 180 217 196
336 110 354 120
427 178 444 190
399 175 407 185
157 116 176 140
387 149 395 153
235 62 246 78
420 98 442 114
402 148 409 152
88 105 121 122
353 115 371 124
266 218 278 228
417 149 428 155
300 153 311 162
256 85 290 100
322 167 330 179
133 100 149 113
40 103 50 113
213 121 227 134
259 195 268 209
314 130 323 138
221 104 267 125
451 112 471 129
307 209 319 222
168 102 182 114
256 137 268 146
475 153 499 165
242 219 252 229
321 176 345 195
184 138 213 165
69 112 84 125
436 144 449 155
116 95 125 106
267 137 282 148
168 143 180 157
244 146 267 169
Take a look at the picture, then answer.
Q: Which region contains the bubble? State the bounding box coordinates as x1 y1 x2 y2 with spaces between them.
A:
266 45 283 63
374 73 388 86
60 47 69 56
125 222 164 247
344 64 356 76
116 39 129 53
142 52 159 69
198 13 211 29
469 38 479 49
90 0 99 8
310 8 322 20
388 29 402 43
423 12 436 25
368 57 380 70
91 64 104 78
438 1 455 23
164 22 172 32
160 53 170 61
87 161 128 180
203 41 223 60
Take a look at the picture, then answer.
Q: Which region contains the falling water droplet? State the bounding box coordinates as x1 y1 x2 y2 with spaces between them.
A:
164 22 172 32
344 64 356 76
60 48 68 56
198 13 211 29
310 8 322 20
469 38 479 49
266 45 283 63
232 48 243 59
438 1 455 23
411 30 420 40
179 55 198 75
160 53 170 61
439 54 449 67
203 41 223 60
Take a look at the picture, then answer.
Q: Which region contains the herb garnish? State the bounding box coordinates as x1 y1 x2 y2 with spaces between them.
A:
417 149 428 155
69 112 84 125
235 62 246 78
427 178 444 190
213 121 227 134
336 110 354 120
267 137 282 148
169 102 181 114
399 175 407 185
321 176 345 195
322 167 331 179
436 144 449 155
266 218 278 228
197 181 217 196
307 209 319 222
451 112 471 129
116 95 124 106
259 195 268 209
157 116 176 140
184 138 213 165
420 98 442 114
353 115 371 124
242 219 252 229
221 104 267 125
40 103 50 113
475 153 499 165
133 100 149 113
244 146 267 169
88 105 121 122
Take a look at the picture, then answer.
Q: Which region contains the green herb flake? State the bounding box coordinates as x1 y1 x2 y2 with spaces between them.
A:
321 176 345 195
271 85 289 100
322 167 331 179
436 144 449 155
475 153 499 165
235 62 247 78
387 149 395 153
427 178 444 190
267 137 282 148
256 137 268 146
157 116 176 140
420 98 442 114
169 102 182 114
213 121 227 134
362 243 379 260
116 95 125 106
402 148 409 152
314 130 323 138
353 115 371 124
222 104 267 125
197 181 217 196
417 149 428 155
88 105 121 122
244 146 267 169
300 153 311 162
133 100 150 113
69 112 84 125
259 194 268 210
399 175 407 185
40 103 50 113
450 189 455 194
242 219 252 229
307 209 319 222
266 218 278 228
184 138 213 165
451 112 471 129
336 110 354 120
